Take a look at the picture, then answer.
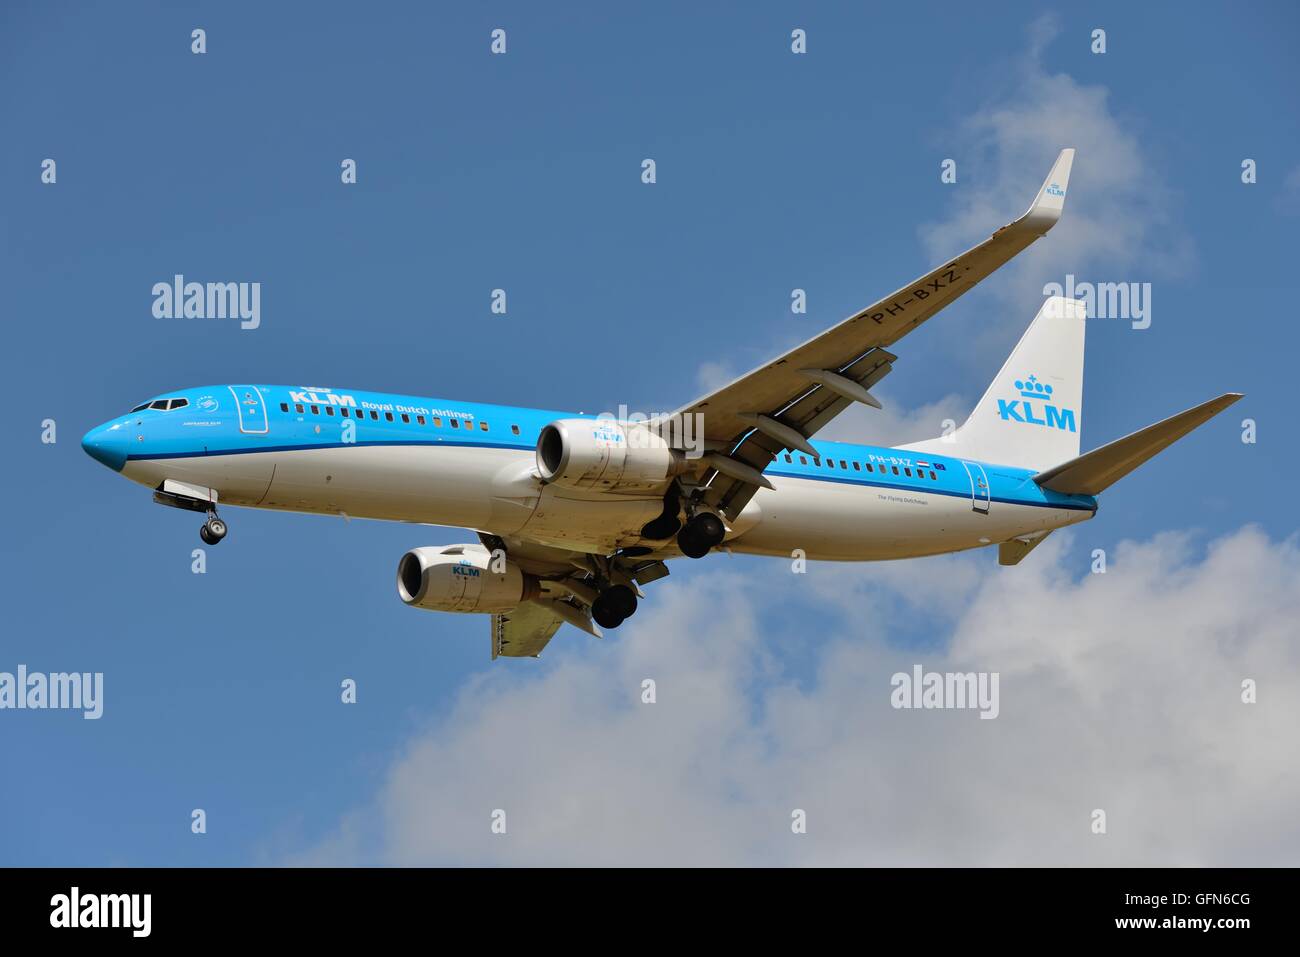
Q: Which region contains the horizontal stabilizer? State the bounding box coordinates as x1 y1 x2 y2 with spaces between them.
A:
1033 393 1243 495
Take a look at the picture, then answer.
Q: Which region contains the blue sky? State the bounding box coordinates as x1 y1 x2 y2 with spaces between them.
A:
2 1 1298 866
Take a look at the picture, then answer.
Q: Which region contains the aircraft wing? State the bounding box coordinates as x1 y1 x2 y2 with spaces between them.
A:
677 149 1075 519
480 532 675 657
491 601 564 659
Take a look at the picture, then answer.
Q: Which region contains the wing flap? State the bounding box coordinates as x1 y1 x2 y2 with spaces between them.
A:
491 602 564 659
704 349 897 517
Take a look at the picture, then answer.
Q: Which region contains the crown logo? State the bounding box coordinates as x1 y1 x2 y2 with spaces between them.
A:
1014 374 1054 400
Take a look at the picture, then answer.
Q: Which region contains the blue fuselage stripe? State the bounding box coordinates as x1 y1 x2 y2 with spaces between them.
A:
112 384 1099 514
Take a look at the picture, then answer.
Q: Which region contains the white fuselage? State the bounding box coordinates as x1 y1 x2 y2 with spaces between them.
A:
120 442 1093 561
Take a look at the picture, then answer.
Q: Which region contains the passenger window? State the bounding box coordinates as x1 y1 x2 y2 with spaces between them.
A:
891 466 899 475
904 467 912 477
799 456 807 465
433 417 442 427
840 460 847 469
813 458 821 467
385 412 394 422
784 454 792 463
326 407 335 416
480 421 488 431
853 462 860 471
462 420 472 430
341 408 350 417
866 463 874 472
280 403 289 412
930 470 937 480
827 459 835 468
310 405 319 415
370 411 379 420
511 425 520 435
450 419 459 429
295 404 304 414
401 414 410 423
417 415 426 425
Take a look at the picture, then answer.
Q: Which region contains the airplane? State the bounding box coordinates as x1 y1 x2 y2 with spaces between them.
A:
82 149 1241 658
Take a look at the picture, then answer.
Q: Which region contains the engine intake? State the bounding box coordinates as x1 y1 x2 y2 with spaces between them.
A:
397 544 537 613
536 418 687 492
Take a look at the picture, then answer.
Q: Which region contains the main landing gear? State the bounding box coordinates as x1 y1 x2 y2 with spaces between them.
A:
198 511 227 545
639 485 725 559
591 583 638 630
676 512 725 559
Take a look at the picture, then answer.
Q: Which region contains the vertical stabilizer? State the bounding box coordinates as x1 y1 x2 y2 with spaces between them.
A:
902 297 1086 470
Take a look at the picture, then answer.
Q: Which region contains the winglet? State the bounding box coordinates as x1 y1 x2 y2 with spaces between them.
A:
1018 148 1075 235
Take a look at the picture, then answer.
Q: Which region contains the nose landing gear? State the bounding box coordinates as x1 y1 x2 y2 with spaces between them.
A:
199 511 227 545
152 484 229 545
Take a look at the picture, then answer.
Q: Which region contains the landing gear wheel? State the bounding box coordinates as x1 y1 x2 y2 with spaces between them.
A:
201 515 227 545
677 512 725 559
604 584 638 619
591 593 626 630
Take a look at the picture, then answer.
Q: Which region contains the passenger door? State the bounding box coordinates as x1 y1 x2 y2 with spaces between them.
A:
961 461 991 514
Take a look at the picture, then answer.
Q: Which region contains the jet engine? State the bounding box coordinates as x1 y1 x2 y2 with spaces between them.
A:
536 418 688 492
397 543 538 613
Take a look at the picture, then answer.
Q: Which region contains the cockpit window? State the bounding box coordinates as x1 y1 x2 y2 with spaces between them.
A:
130 397 189 413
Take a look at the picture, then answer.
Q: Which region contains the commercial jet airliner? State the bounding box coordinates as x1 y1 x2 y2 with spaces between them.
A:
83 150 1241 657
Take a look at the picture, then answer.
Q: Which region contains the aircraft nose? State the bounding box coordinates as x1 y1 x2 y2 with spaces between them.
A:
81 424 130 472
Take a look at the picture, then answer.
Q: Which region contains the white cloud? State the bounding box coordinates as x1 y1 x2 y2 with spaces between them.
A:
681 17 1185 441
1281 164 1300 215
815 388 968 447
921 14 1193 361
291 525 1300 866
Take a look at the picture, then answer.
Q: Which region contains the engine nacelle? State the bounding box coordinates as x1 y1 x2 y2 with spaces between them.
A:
397 544 537 613
536 418 687 492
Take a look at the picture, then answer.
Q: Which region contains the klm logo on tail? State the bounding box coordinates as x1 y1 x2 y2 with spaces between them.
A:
997 375 1076 432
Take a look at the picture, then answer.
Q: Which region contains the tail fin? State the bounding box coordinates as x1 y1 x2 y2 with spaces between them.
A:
903 297 1087 470
1033 393 1242 495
